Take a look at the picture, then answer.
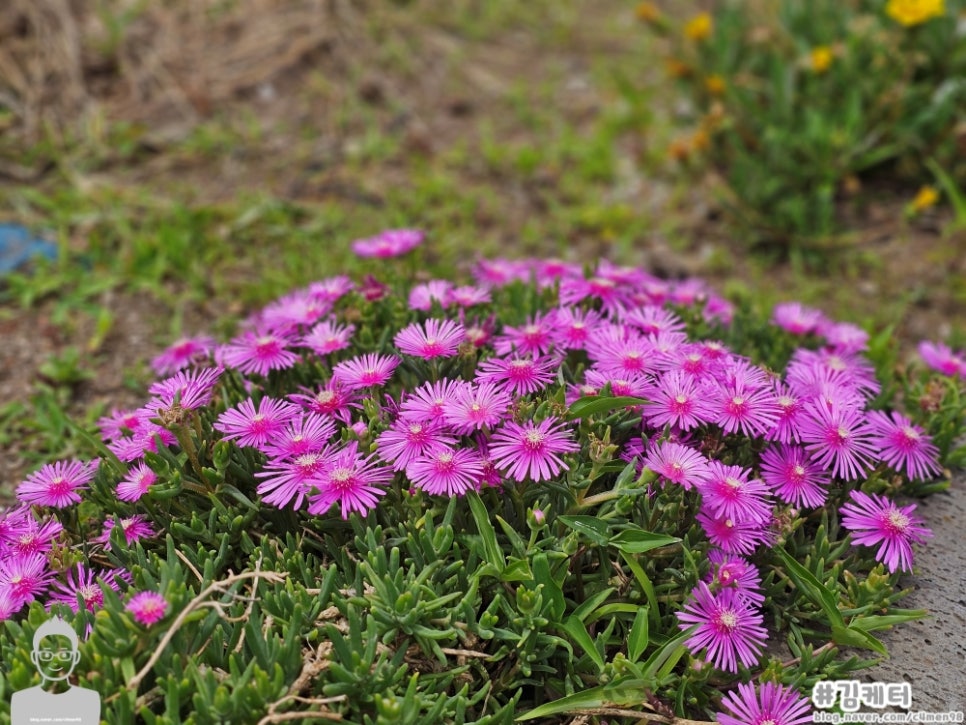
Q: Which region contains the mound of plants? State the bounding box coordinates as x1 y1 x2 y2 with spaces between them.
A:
1 230 964 723
640 0 966 246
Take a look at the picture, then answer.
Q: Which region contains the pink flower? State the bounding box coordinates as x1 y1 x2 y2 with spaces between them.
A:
394 318 465 359
799 400 878 481
258 290 330 333
643 371 715 431
0 553 53 608
217 330 299 376
146 366 222 412
759 444 830 508
643 441 712 491
17 459 97 508
475 355 558 396
697 510 771 556
308 276 354 305
351 228 423 258
718 681 813 725
97 408 145 443
398 378 467 422
587 330 656 378
918 340 966 376
150 335 215 376
786 349 880 400
97 515 156 549
772 302 826 335
550 307 602 350
675 581 767 673
448 285 491 307
489 417 579 482
868 410 942 482
493 313 556 357
127 591 169 626
707 550 764 606
289 382 360 423
6 518 63 558
623 306 685 337
259 413 337 459
306 442 392 519
409 281 453 311
441 382 511 434
376 419 457 471
332 353 400 390
256 450 330 509
214 397 300 449
300 319 355 356
406 445 485 496
710 362 780 437
840 491 931 573
696 462 772 524
765 383 804 444
116 462 158 502
47 564 122 613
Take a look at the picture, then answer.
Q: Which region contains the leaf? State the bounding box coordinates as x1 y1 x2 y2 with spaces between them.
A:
570 587 616 624
831 624 888 656
561 616 605 672
557 516 610 546
500 558 533 582
775 546 844 629
516 679 652 721
627 607 649 662
619 551 659 629
466 491 504 574
532 553 565 621
641 628 691 680
610 529 680 554
849 609 927 632
567 395 648 419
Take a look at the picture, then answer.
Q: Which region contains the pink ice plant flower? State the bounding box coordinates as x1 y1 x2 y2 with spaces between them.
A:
493 313 557 357
332 353 400 390
376 419 457 471
696 462 772 524
643 441 712 491
441 382 511 434
717 681 813 725
300 319 355 356
394 318 465 359
406 445 486 496
398 378 467 422
488 417 578 482
839 491 931 573
0 553 53 608
918 340 966 377
7 518 63 558
798 400 878 481
256 449 331 509
759 444 830 508
289 382 360 423
258 413 337 459
306 441 392 519
409 280 452 311
127 591 169 626
217 329 299 376
116 462 158 502
772 302 826 336
146 366 223 412
351 228 423 258
17 459 97 508
47 564 122 614
150 335 215 376
706 550 765 606
214 397 300 449
475 354 558 396
97 515 156 549
675 581 767 673
867 410 942 482
643 371 715 431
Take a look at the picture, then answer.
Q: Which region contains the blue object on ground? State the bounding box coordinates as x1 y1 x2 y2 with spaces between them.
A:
0 223 58 275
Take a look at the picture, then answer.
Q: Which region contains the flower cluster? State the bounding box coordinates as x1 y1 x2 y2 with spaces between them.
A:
0 240 949 716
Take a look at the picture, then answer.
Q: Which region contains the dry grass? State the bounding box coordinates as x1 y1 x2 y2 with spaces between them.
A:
0 0 364 142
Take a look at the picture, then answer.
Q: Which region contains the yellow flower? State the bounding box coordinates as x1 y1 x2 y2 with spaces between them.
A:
910 185 940 212
885 0 945 26
691 128 710 152
810 46 834 74
635 2 662 23
684 13 713 41
704 74 726 95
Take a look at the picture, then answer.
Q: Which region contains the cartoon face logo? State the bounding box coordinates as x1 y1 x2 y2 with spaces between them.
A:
31 632 81 682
